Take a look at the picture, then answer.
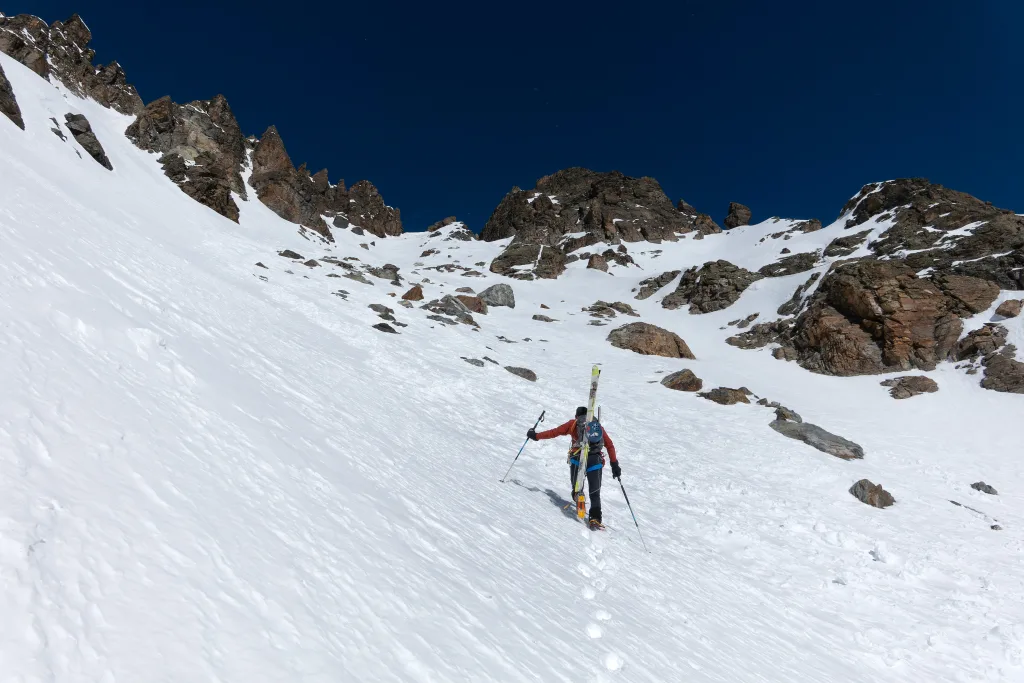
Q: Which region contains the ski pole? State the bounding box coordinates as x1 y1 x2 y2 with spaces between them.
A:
616 478 649 553
500 410 545 482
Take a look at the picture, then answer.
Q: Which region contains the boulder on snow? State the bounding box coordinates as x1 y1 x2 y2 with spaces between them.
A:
996 299 1023 318
587 253 609 272
880 375 938 399
479 283 516 308
971 481 998 495
607 322 695 359
698 387 750 405
402 284 424 301
849 479 895 508
635 270 681 300
423 295 477 326
661 369 703 392
724 202 752 229
462 358 485 367
279 250 304 259
455 295 488 314
770 420 864 460
505 366 537 381
774 406 802 423
532 314 557 322
64 113 112 170
372 322 398 334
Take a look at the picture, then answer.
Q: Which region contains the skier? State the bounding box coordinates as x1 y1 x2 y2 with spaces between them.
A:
528 406 620 528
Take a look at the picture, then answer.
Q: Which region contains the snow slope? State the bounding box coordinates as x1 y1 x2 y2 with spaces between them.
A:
1 52 1023 682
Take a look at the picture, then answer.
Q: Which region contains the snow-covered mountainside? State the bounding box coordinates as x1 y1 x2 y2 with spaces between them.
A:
2 17 1024 683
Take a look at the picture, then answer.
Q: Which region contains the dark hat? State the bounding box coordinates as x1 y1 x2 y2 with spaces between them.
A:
575 406 588 418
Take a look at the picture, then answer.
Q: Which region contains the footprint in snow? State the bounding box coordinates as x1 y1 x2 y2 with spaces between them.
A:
586 623 603 639
603 653 624 671
582 586 596 600
595 610 611 622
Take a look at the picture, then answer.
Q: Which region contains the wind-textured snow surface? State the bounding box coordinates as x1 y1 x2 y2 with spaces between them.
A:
1 51 1023 682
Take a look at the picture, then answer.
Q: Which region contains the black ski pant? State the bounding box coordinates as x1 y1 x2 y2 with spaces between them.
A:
570 453 603 522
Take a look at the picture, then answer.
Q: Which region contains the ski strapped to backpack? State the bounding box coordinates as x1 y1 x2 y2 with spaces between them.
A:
572 365 601 520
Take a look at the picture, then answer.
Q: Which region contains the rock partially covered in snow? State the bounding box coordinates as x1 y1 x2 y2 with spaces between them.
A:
880 376 939 399
479 283 515 308
849 479 894 508
607 323 695 359
699 387 750 405
996 299 1023 318
505 366 537 381
972 481 998 495
635 270 680 300
662 260 763 314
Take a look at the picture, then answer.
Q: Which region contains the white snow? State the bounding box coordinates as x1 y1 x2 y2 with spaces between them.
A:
1 50 1023 682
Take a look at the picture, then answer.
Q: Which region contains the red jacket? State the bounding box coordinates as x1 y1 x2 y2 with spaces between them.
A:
536 418 618 464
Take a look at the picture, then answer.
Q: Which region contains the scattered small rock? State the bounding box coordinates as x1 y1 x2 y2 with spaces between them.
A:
660 369 703 392
456 295 488 315
880 376 939 399
698 387 750 405
278 250 303 259
533 314 557 322
255 262 267 269
343 272 374 285
372 322 398 334
849 479 894 508
972 481 998 495
505 366 537 381
462 358 485 367
774 406 802 423
303 259 320 268
402 284 424 301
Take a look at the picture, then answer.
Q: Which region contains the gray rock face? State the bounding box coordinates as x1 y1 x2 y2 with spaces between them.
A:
661 369 703 392
880 375 939 399
0 62 24 129
587 253 609 272
607 322 695 359
758 251 819 278
505 366 537 381
980 350 1024 394
662 260 763 313
824 230 872 258
423 295 476 326
489 243 565 280
635 270 680 300
64 113 112 169
849 479 894 508
479 283 516 308
699 387 750 405
971 481 997 495
372 322 398 334
724 202 752 229
126 95 247 221
0 13 143 115
770 420 865 460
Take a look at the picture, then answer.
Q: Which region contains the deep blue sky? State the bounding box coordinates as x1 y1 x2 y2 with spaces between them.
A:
17 1 1024 231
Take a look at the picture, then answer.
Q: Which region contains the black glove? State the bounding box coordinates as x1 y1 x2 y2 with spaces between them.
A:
611 461 622 479
527 428 538 441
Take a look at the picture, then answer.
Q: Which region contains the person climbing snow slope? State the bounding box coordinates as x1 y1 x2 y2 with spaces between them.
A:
528 406 620 527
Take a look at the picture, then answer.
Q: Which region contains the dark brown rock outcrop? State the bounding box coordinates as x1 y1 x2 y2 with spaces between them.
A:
635 270 681 300
608 323 695 358
699 387 750 405
126 95 247 221
996 299 1023 318
849 479 894 508
662 260 763 313
482 168 714 278
489 243 566 280
249 126 343 240
774 260 998 375
0 13 142 115
758 251 820 278
724 202 752 229
0 62 24 129
346 180 403 238
64 113 111 169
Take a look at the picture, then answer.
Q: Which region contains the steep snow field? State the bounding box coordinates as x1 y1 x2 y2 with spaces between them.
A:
2 52 1023 682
